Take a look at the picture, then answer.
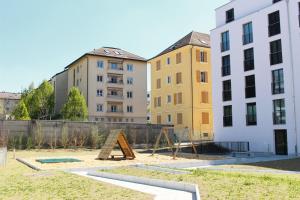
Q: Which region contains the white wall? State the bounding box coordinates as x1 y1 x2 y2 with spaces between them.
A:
211 0 299 154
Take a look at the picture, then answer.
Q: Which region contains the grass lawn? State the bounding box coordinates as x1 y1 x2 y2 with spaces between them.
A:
0 151 152 200
105 166 300 200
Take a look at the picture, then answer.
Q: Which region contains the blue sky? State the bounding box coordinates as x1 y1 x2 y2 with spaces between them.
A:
0 0 228 93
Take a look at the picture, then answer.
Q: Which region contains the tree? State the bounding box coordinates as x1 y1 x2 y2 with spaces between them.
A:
12 100 31 120
61 87 88 121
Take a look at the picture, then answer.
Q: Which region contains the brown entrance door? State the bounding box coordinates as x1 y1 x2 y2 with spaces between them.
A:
274 130 288 155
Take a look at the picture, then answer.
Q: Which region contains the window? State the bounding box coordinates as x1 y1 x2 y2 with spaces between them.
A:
273 99 286 124
97 61 104 68
110 105 117 113
110 63 118 70
127 64 133 72
222 55 231 76
223 80 232 101
167 114 172 123
244 48 254 71
167 95 172 103
246 103 257 126
176 53 182 64
97 104 103 112
154 97 161 107
77 66 79 73
156 60 161 71
157 115 162 124
223 105 232 127
76 79 79 86
270 39 283 65
245 75 256 98
167 57 171 65
97 89 103 97
298 2 300 27
201 91 209 103
196 50 208 62
97 75 103 82
177 113 183 125
268 11 281 37
202 112 209 124
176 72 182 84
243 22 253 45
272 69 284 94
226 8 234 23
201 72 208 83
174 92 183 105
221 31 230 52
156 78 161 89
167 76 171 84
127 77 133 85
127 106 133 113
127 91 133 98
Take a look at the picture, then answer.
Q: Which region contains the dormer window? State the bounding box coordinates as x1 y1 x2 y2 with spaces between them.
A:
226 8 234 23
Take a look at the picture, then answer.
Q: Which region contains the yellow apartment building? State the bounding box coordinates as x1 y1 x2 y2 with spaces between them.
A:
149 31 213 140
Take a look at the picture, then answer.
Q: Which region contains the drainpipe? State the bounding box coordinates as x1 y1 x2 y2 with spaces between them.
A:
190 46 195 137
87 56 89 108
286 0 298 155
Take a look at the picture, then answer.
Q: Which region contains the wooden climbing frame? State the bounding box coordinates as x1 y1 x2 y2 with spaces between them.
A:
97 129 135 160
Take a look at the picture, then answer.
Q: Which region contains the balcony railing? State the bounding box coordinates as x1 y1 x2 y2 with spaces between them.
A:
270 52 283 65
107 109 124 113
243 33 253 45
108 67 124 71
244 59 254 71
222 91 232 102
272 81 284 95
273 111 286 125
268 22 281 37
246 114 257 126
107 94 124 99
220 42 230 52
223 116 233 127
222 65 231 76
245 86 256 98
107 80 124 85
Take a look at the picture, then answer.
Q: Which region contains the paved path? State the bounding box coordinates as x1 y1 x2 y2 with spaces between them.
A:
204 167 300 175
73 171 194 200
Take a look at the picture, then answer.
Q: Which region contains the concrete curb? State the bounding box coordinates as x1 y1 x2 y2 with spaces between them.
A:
88 171 201 200
16 158 41 171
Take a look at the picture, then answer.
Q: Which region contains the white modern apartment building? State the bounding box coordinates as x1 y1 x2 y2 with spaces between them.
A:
63 47 147 123
211 0 300 155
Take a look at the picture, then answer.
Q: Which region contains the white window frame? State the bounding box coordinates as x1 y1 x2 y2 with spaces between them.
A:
97 104 103 112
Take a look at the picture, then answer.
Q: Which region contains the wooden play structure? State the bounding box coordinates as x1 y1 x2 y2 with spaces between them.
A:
152 127 198 159
97 129 135 160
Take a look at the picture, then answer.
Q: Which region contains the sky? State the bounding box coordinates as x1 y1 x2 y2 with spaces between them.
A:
0 0 228 93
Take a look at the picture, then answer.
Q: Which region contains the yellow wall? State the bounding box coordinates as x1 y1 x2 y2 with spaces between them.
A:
149 45 213 140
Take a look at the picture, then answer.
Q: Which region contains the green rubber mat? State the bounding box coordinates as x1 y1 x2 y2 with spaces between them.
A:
36 158 82 164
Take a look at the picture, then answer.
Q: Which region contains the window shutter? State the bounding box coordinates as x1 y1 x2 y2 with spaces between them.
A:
176 72 182 84
196 50 200 62
158 97 161 107
204 52 208 62
201 91 209 103
202 112 209 124
196 71 201 83
174 93 177 105
177 113 183 124
157 115 161 124
176 53 182 64
156 60 161 71
154 97 157 108
157 79 161 89
205 72 208 83
178 92 182 104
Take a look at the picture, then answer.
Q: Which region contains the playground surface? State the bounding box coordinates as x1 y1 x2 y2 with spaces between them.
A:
15 149 227 170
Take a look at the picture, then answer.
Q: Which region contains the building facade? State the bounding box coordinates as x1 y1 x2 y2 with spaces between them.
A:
149 32 213 140
50 70 68 115
64 47 147 123
0 92 21 120
211 0 300 155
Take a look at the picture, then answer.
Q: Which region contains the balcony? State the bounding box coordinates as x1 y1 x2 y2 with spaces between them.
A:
272 81 284 95
246 114 257 126
108 62 124 72
244 59 254 71
273 111 286 125
106 94 124 102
